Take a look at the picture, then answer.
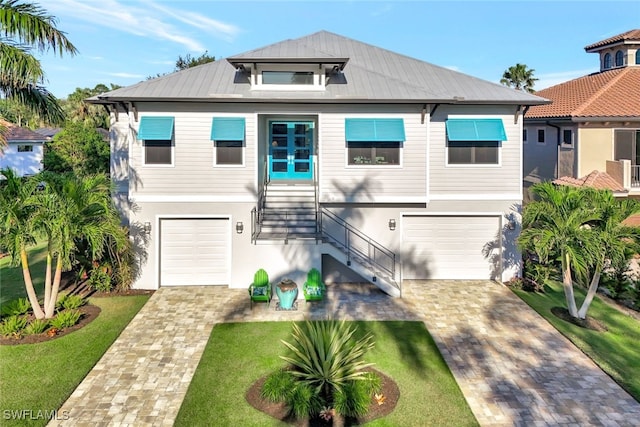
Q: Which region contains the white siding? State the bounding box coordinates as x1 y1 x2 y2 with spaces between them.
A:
429 105 522 198
0 142 43 177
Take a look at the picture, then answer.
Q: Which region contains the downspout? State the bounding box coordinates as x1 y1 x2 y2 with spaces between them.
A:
546 121 561 178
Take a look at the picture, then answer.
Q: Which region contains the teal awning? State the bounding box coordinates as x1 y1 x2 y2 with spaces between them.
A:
345 118 406 141
211 117 245 140
137 116 174 140
445 119 507 141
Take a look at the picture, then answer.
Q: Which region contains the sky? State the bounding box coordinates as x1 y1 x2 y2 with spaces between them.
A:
34 0 640 99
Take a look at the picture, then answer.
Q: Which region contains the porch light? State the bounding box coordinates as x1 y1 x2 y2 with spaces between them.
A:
143 221 151 235
388 219 396 231
236 221 244 234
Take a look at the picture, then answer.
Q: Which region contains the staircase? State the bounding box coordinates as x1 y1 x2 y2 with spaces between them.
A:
251 182 401 296
254 182 319 242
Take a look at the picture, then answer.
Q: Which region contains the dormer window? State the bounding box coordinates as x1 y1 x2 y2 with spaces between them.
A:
615 50 624 67
262 71 314 85
603 53 612 69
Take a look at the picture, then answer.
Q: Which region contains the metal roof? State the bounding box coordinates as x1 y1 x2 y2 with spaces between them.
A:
89 30 548 106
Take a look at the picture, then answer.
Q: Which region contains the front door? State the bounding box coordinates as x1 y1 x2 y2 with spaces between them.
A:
269 121 314 180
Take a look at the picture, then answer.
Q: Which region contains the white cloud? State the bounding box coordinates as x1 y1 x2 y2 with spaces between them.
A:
536 68 597 90
444 65 461 72
370 4 393 17
45 0 239 51
108 72 146 79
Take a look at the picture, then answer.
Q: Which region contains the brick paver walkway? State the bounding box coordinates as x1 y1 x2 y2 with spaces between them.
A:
49 281 640 426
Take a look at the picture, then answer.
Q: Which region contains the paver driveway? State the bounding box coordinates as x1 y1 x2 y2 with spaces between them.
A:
49 280 640 426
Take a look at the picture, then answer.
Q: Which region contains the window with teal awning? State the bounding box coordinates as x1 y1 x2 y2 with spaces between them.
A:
345 118 405 142
210 117 246 141
445 119 507 141
137 116 174 140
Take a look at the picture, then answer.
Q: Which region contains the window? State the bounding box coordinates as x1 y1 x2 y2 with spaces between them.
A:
215 141 243 165
17 145 33 152
537 129 545 144
562 129 573 147
262 71 314 85
615 50 624 67
211 117 245 166
604 53 612 69
348 141 400 165
523 129 528 144
448 141 500 165
137 116 175 166
614 130 640 165
636 50 640 65
345 118 405 166
445 119 505 166
144 140 172 165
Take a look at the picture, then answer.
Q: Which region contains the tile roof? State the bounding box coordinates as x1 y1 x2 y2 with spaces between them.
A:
89 30 548 106
584 29 640 51
525 67 640 119
553 170 627 193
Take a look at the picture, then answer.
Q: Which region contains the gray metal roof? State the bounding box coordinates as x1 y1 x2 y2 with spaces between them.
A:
90 30 548 105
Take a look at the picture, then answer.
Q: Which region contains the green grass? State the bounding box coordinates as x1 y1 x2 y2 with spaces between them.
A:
514 281 640 401
0 241 48 306
175 321 478 427
0 295 149 427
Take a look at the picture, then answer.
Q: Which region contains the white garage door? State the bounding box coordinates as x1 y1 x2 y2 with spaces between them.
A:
160 218 230 286
402 215 501 280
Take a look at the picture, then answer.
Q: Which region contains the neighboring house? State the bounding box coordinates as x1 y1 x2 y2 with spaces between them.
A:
524 29 640 196
88 31 547 293
0 121 46 177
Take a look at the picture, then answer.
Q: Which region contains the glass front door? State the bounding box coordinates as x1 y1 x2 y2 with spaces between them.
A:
269 121 314 180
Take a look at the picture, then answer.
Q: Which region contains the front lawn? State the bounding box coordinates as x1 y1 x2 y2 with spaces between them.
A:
0 241 48 306
514 281 640 401
175 321 478 426
0 295 149 427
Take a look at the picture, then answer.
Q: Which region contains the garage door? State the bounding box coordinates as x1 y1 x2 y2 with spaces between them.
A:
402 215 501 280
160 218 230 286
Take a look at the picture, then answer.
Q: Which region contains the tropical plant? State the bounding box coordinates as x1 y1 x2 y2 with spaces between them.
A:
264 320 379 421
500 63 538 93
56 293 86 310
519 183 640 319
0 169 45 318
23 318 48 335
0 315 27 337
0 0 78 147
87 268 112 292
49 309 81 329
0 297 31 317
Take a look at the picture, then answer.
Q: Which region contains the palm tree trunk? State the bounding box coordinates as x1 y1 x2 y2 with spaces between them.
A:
21 248 45 319
44 254 63 318
43 247 52 313
562 253 579 318
578 269 601 320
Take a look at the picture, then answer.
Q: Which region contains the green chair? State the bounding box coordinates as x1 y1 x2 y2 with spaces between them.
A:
249 269 271 309
303 268 325 303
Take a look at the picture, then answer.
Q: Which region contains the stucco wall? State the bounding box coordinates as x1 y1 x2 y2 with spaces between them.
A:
577 128 613 177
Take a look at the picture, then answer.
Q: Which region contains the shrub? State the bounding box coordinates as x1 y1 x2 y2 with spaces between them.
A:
87 269 112 292
23 319 49 335
1 298 31 317
57 294 86 310
261 369 296 402
0 315 28 337
50 309 82 329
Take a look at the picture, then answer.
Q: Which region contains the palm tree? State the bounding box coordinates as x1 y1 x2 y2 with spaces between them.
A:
518 183 601 318
0 0 78 146
500 63 538 93
577 191 640 319
0 168 45 318
35 172 126 318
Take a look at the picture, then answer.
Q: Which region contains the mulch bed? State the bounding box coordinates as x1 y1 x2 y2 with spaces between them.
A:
0 304 101 346
245 368 399 426
550 306 608 332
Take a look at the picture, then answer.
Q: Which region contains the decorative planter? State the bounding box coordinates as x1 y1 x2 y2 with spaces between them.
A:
276 279 298 310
